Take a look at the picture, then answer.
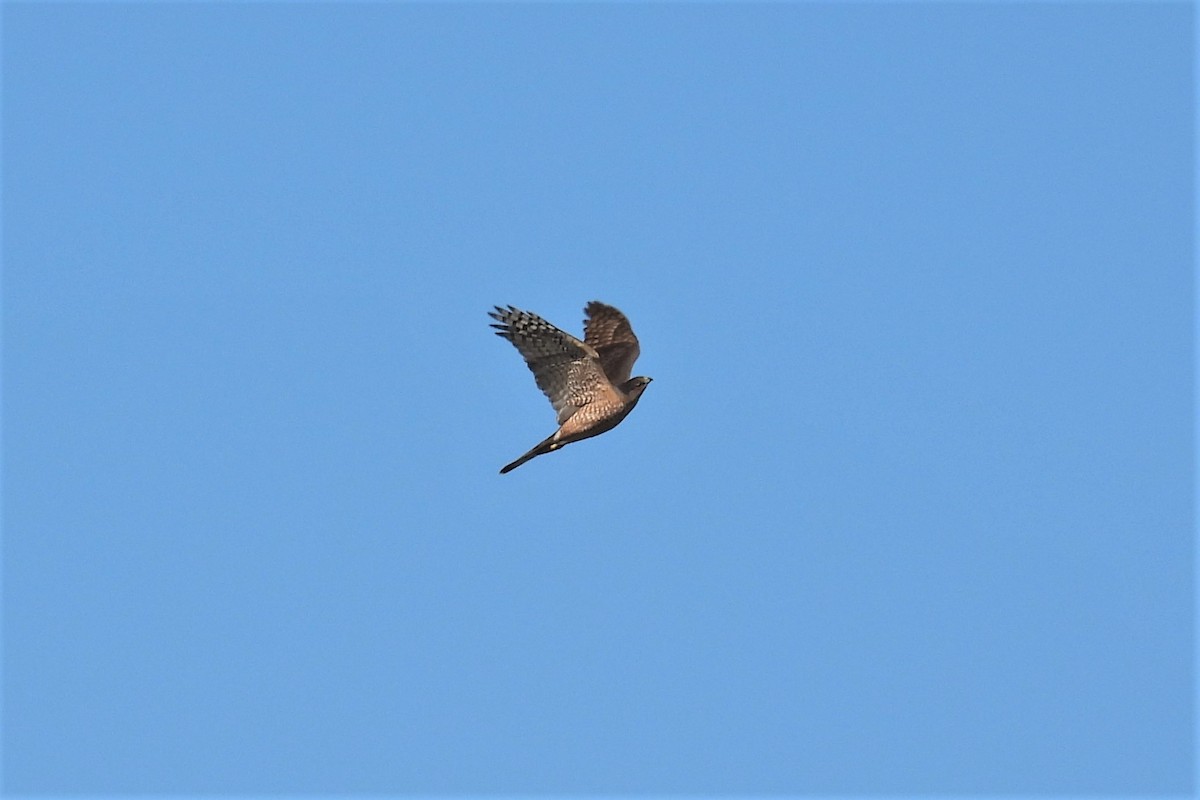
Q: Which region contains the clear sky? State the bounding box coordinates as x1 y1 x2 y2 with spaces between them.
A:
2 2 1193 795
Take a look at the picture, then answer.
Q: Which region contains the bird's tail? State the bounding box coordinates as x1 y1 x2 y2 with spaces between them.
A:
500 432 559 474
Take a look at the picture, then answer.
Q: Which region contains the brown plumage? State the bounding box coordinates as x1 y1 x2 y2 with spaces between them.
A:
489 301 653 474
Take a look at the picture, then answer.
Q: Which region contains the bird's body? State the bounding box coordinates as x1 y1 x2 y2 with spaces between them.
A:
489 301 652 474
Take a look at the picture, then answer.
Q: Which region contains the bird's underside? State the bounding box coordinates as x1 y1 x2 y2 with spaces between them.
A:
489 301 652 474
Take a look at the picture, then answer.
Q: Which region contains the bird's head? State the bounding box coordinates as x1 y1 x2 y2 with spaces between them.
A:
621 376 653 402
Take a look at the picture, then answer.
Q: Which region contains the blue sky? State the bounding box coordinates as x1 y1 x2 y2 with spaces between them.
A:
2 2 1193 795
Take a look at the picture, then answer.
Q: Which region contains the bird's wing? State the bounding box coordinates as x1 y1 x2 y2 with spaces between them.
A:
583 301 641 384
490 305 622 425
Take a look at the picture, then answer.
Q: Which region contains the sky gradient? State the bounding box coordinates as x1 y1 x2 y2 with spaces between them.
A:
2 2 1194 795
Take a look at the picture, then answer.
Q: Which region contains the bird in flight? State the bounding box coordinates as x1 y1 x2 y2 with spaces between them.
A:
489 301 653 474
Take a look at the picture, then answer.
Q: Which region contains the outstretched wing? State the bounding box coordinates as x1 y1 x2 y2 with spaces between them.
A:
583 301 641 384
490 305 620 425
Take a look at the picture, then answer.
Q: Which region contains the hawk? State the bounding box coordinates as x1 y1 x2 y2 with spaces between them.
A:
489 301 653 474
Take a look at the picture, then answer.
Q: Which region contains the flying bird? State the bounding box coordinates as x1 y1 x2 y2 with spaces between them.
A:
489 301 653 474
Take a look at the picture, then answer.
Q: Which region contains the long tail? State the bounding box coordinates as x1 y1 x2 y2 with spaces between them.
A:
500 432 559 474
